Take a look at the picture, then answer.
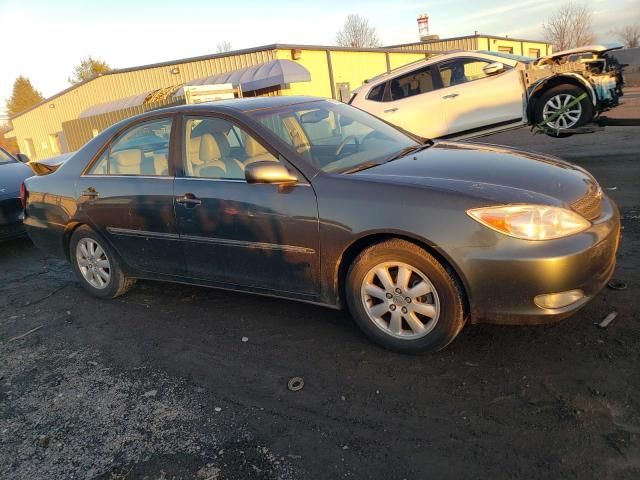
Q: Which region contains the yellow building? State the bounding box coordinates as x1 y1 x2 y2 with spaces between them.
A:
8 35 551 159
388 33 552 58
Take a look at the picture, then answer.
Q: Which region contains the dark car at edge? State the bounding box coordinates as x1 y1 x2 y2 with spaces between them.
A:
21 96 620 352
1 146 32 241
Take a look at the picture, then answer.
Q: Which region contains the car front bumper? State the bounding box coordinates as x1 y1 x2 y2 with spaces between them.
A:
458 196 620 325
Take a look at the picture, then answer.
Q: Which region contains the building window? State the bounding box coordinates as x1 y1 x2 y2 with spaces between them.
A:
498 46 514 54
24 139 36 160
49 133 62 156
528 48 541 58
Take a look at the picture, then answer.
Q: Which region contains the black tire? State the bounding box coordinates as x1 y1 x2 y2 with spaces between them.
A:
345 239 466 354
534 84 593 134
69 225 135 299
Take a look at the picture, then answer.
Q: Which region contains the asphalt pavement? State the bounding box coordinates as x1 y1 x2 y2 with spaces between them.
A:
1 106 639 479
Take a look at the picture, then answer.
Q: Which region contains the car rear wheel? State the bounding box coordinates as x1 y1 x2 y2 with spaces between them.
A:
345 239 466 353
535 84 593 131
70 225 135 299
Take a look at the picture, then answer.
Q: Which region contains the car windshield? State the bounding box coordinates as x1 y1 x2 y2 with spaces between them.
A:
249 100 419 173
0 147 16 165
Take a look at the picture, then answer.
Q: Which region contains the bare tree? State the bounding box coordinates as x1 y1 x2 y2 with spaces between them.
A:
335 14 381 48
610 25 640 48
542 2 595 51
216 41 232 53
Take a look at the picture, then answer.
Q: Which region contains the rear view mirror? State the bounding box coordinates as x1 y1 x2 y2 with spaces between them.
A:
483 62 505 76
245 161 298 185
16 153 30 163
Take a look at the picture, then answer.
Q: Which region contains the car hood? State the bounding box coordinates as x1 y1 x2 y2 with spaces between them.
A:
0 161 32 198
353 141 599 207
535 42 624 63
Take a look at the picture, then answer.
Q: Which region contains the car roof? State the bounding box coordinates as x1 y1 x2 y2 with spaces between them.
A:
360 50 520 88
146 96 327 117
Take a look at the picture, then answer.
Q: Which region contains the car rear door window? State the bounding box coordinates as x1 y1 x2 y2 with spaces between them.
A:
437 58 493 88
88 118 172 176
389 66 435 101
183 116 280 180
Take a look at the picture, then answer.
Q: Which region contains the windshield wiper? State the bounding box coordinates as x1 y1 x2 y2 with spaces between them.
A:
341 161 385 174
340 139 434 175
386 139 434 162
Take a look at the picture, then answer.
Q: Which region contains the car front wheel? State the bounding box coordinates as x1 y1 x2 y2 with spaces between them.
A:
70 225 135 299
345 239 466 353
535 84 593 131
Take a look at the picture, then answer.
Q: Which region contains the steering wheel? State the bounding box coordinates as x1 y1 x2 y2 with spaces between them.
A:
335 135 359 157
362 130 386 144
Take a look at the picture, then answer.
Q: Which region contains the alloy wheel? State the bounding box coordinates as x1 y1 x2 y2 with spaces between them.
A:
542 93 582 130
360 261 440 339
76 237 111 289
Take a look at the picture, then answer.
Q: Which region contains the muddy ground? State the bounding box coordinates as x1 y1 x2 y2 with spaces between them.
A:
1 109 639 478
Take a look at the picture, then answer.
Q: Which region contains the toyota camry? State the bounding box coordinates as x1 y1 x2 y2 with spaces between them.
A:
22 96 619 353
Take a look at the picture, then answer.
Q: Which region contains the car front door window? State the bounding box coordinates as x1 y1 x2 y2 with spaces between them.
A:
438 58 493 88
183 116 280 180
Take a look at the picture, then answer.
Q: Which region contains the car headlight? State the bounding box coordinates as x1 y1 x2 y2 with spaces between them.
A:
467 205 590 240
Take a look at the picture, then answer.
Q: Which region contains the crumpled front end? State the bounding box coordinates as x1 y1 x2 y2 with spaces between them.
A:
524 43 625 111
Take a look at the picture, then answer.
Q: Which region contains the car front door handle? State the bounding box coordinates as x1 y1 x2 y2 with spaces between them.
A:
442 93 459 100
176 193 202 208
384 107 398 113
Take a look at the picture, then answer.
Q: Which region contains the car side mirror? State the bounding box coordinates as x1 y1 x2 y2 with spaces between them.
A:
16 153 30 163
245 161 298 185
483 62 505 76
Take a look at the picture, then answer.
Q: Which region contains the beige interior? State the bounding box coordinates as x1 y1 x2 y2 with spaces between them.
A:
241 131 278 165
111 149 142 175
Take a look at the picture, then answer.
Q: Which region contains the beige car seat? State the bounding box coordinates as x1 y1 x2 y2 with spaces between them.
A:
111 149 142 175
241 131 278 166
196 133 245 179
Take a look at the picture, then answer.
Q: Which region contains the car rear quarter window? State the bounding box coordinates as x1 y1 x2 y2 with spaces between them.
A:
88 118 172 176
0 148 16 165
389 66 435 101
366 83 386 102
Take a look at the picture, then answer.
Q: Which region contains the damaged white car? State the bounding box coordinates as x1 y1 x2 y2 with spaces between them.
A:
349 43 624 138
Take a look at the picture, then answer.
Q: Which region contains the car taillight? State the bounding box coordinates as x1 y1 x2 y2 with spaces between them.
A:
20 182 28 209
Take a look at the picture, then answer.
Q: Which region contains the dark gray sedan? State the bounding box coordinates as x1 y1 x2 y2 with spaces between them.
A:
22 96 619 352
0 146 32 240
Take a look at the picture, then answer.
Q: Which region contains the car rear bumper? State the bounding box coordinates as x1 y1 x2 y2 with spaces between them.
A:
0 220 26 241
460 196 620 325
0 196 26 241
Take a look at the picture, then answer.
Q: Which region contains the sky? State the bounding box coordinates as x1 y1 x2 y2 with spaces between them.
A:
1 0 638 115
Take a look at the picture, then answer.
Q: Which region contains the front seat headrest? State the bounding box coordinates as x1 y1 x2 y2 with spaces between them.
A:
242 131 269 157
199 133 222 162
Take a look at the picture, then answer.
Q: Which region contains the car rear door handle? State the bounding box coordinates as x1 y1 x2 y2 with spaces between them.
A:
176 193 202 207
80 187 99 198
384 107 398 113
442 93 459 100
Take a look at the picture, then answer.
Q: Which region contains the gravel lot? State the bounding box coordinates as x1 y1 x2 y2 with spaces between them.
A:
1 99 639 479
